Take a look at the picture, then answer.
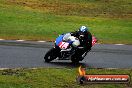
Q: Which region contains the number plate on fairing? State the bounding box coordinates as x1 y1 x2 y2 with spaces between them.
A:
58 42 69 49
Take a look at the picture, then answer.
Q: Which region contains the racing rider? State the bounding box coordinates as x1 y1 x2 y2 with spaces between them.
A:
71 26 92 60
62 26 92 60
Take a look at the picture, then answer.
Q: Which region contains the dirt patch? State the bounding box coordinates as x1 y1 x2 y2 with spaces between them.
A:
5 0 132 18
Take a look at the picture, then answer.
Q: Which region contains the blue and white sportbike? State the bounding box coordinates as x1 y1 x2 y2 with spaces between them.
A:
44 33 97 63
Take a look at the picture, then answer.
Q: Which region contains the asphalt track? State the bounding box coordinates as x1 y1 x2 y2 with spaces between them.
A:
0 40 132 68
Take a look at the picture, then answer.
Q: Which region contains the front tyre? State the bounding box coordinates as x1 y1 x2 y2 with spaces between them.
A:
71 55 80 64
44 48 57 62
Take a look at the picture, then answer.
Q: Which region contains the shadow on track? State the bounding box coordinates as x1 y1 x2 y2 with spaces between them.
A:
44 60 92 68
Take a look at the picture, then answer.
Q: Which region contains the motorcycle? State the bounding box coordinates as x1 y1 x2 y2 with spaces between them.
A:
44 34 97 63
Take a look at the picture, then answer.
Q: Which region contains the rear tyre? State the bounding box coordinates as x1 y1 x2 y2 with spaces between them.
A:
44 48 57 63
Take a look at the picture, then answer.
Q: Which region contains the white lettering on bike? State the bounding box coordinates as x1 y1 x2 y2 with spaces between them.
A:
59 42 69 49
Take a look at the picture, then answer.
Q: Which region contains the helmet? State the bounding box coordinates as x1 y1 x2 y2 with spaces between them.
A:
79 26 88 32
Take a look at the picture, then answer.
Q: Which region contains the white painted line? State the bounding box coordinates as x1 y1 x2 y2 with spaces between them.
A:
30 68 38 69
0 68 8 70
37 41 46 43
16 40 25 42
0 39 4 40
115 44 125 45
107 68 119 69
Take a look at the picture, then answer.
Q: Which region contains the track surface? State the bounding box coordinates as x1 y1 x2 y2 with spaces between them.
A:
0 40 132 68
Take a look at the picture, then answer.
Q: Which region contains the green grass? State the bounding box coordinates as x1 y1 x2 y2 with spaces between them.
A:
0 0 132 44
0 68 132 88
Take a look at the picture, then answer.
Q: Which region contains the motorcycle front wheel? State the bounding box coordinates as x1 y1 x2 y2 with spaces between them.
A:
44 48 58 62
71 55 80 64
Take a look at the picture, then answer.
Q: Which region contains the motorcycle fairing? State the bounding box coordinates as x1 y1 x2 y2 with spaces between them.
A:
55 34 64 46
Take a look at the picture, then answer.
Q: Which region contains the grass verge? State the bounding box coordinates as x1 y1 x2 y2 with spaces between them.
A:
0 68 132 88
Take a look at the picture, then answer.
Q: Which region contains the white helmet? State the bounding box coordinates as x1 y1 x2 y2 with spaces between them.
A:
79 26 88 32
